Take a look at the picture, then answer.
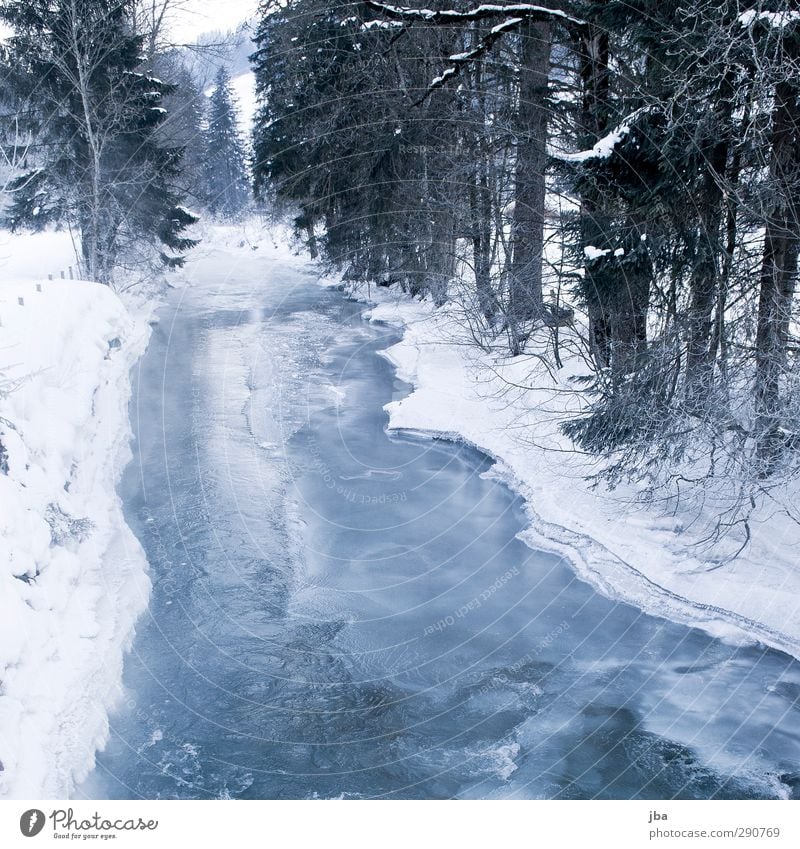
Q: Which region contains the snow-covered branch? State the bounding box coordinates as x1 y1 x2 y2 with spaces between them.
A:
551 108 648 163
367 3 585 104
415 14 525 102
364 2 585 27
738 9 800 30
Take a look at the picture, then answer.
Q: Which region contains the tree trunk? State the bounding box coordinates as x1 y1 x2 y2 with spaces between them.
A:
507 18 552 354
467 39 497 324
709 91 750 382
684 72 734 413
754 56 800 467
470 162 496 322
306 222 318 259
609 231 651 379
576 11 611 368
684 156 727 410
69 0 106 282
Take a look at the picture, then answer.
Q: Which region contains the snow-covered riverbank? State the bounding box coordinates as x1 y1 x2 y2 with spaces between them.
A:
0 236 152 798
342 284 800 661
0 223 306 798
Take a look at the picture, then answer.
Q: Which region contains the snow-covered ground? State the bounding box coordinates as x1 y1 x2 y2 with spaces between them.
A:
0 231 152 798
338 284 800 661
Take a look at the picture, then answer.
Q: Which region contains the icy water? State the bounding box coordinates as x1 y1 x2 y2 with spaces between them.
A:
80 248 800 799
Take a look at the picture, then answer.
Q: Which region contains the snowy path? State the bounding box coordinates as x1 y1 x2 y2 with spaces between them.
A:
74 234 800 800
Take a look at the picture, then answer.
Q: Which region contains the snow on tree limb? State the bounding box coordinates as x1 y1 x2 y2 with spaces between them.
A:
361 19 405 30
738 9 800 30
415 14 524 102
551 108 648 162
364 2 585 27
364 3 585 105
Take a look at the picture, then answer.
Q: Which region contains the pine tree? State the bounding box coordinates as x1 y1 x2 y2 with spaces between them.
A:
252 0 463 290
0 0 198 283
154 51 209 211
203 66 250 219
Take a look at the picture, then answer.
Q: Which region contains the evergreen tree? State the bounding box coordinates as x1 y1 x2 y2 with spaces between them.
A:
252 1 518 302
154 51 209 211
203 66 250 218
0 0 198 283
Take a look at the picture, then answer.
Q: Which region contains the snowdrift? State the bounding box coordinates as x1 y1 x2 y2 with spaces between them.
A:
0 276 150 798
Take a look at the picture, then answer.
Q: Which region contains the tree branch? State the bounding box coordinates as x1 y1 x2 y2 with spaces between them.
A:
364 2 585 27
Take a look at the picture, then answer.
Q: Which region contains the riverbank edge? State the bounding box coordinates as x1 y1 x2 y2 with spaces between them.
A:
327 280 800 662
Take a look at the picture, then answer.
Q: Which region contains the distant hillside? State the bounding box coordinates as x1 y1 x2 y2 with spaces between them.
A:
185 19 256 88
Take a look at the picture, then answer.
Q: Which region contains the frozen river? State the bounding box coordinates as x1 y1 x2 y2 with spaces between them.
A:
80 244 800 799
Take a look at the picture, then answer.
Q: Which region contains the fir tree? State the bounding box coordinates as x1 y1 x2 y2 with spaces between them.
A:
203 66 250 219
154 51 209 211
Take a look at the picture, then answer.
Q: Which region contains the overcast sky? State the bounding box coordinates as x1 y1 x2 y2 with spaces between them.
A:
164 0 259 43
0 2 259 45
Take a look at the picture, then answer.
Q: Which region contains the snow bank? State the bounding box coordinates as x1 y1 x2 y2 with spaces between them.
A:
338 284 800 660
0 229 78 281
0 270 151 798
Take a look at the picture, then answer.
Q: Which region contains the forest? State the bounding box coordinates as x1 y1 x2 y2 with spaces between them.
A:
0 0 251 282
251 0 800 549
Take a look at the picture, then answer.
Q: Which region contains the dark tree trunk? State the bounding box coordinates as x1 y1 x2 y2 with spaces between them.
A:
684 151 728 410
609 232 651 379
306 223 319 260
467 45 497 324
470 162 497 322
685 71 734 412
754 57 800 466
507 18 552 354
576 11 611 368
709 94 750 380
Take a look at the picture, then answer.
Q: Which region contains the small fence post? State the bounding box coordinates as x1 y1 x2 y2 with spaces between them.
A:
60 270 65 279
